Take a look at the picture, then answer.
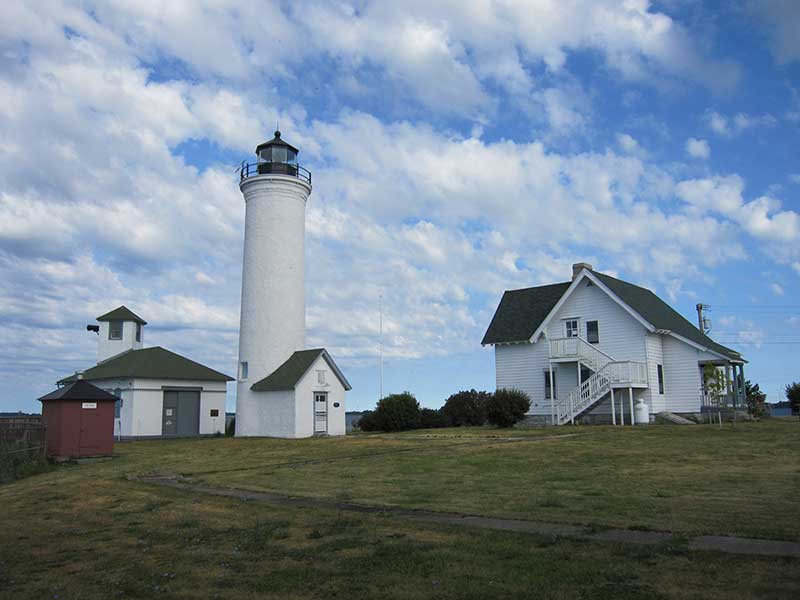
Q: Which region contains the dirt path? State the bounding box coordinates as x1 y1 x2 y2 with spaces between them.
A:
135 474 800 559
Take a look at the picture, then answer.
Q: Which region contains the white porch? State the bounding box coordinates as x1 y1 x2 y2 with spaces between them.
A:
546 336 649 425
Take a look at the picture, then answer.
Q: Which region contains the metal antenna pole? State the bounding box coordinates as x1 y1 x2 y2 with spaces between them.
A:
379 293 384 401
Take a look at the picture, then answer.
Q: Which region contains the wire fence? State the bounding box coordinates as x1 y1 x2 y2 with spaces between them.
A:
0 417 46 457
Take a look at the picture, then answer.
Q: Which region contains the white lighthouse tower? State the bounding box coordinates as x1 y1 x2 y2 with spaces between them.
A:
235 131 350 438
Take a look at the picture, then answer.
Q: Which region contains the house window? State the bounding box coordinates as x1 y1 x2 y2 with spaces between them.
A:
565 319 579 338
114 388 122 418
586 320 599 344
239 361 248 380
135 323 142 342
544 370 557 399
580 366 593 384
109 321 123 340
317 370 326 384
657 364 665 394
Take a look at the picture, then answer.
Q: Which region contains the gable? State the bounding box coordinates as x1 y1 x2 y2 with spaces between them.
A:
251 349 352 392
545 277 649 340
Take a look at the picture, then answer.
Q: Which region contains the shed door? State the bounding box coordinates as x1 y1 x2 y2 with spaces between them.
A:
162 390 200 437
314 392 328 434
162 392 178 436
79 406 105 454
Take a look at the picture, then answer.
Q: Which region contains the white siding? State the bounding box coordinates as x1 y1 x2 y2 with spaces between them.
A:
495 342 552 415
546 280 649 362
662 336 702 413
644 334 666 412
294 354 347 437
124 378 227 437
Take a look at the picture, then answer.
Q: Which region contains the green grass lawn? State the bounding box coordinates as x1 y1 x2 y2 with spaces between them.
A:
140 420 797 541
1 420 798 599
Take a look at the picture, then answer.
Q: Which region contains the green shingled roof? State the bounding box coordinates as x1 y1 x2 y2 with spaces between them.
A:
591 272 742 361
482 270 743 362
481 282 570 345
251 348 352 392
58 346 233 384
96 306 147 325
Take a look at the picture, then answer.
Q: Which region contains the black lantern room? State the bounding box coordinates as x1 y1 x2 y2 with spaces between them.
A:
255 130 299 176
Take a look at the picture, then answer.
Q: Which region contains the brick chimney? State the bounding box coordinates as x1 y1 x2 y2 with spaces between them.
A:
572 262 593 280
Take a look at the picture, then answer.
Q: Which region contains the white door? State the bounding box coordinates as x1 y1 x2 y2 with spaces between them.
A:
314 392 328 434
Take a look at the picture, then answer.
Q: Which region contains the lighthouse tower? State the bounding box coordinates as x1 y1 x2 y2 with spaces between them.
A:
235 132 350 438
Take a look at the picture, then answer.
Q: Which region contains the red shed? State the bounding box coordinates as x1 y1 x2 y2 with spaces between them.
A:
38 379 117 459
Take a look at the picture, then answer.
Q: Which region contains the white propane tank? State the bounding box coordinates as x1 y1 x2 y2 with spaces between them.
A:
635 399 649 425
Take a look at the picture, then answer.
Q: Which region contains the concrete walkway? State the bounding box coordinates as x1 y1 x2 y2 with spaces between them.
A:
135 475 800 559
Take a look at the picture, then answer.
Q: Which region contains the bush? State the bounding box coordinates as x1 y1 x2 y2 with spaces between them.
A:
485 389 531 428
359 392 421 432
441 389 491 426
0 443 50 484
356 410 380 431
419 407 451 429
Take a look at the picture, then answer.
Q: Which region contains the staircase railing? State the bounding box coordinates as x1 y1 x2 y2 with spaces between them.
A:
555 361 648 425
548 336 615 370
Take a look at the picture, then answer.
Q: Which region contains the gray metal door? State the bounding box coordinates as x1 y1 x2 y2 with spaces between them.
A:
162 390 200 436
162 391 178 436
314 392 328 434
177 391 200 436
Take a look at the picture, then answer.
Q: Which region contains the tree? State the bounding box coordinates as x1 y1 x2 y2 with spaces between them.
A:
745 380 767 419
485 389 531 428
359 392 421 432
703 364 729 427
785 382 800 416
441 389 491 426
419 408 450 429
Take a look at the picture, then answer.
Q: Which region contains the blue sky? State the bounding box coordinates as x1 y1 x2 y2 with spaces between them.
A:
1 1 799 413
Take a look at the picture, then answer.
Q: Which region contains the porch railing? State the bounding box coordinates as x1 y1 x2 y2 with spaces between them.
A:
548 336 614 370
555 360 648 425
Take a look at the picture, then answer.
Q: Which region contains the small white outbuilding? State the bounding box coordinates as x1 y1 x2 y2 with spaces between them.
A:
236 349 351 438
59 306 233 439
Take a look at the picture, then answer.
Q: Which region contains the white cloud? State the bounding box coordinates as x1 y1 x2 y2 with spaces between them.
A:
686 137 710 159
675 176 800 252
617 133 645 156
705 110 778 137
789 174 800 184
771 282 785 296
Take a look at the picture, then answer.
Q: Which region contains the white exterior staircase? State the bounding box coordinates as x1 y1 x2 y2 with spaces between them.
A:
548 337 648 425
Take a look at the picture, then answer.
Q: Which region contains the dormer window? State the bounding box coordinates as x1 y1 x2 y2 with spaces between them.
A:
109 321 123 340
135 323 142 342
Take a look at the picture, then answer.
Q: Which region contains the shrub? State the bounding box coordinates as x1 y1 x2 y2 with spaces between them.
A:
485 389 531 428
359 392 421 432
419 408 451 429
356 410 380 431
0 443 50 484
441 389 491 426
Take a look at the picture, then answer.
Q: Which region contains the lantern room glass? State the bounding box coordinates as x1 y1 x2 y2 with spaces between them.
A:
259 145 297 165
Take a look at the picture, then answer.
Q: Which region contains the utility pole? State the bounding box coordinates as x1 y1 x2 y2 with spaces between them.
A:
379 293 383 401
696 303 711 333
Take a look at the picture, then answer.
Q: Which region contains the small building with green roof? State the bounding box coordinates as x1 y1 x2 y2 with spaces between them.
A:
59 307 233 439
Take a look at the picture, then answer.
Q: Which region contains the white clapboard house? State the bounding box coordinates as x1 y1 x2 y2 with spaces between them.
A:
59 306 233 438
482 264 747 425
